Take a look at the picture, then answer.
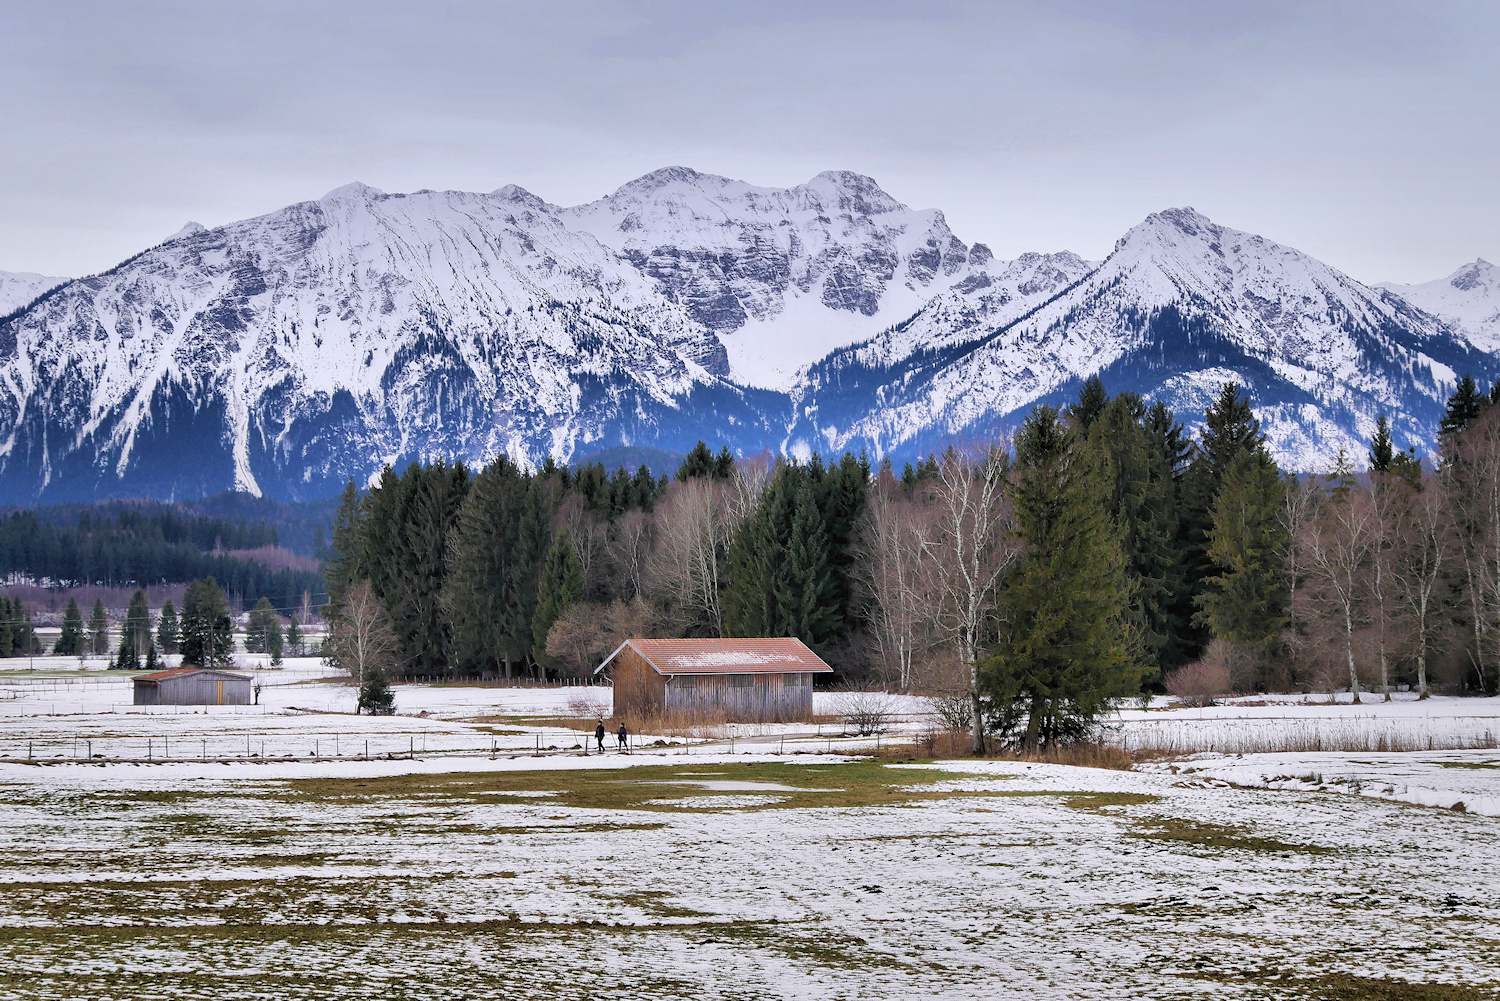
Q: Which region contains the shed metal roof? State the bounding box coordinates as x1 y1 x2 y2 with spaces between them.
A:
134 668 252 683
597 638 833 676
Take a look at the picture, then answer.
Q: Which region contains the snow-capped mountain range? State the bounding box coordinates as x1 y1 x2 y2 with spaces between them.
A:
1 169 1496 503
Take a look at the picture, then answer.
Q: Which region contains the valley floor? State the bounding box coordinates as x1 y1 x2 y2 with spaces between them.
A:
1 666 1498 999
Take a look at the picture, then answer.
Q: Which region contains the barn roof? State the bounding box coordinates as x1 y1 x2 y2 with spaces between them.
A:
133 668 252 683
597 638 834 676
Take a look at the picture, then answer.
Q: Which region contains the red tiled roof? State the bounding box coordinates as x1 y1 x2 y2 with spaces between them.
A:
603 637 833 676
133 668 251 682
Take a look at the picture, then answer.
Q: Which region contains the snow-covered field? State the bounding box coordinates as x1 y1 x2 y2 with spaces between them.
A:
2 670 1499 998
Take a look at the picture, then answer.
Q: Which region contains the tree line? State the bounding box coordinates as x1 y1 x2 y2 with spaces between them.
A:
322 379 1500 748
0 508 324 610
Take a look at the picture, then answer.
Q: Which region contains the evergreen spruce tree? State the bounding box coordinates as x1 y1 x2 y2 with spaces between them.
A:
157 600 180 654
0 598 13 657
267 615 284 666
532 531 583 668
358 667 396 715
1087 391 1180 675
388 461 468 675
442 457 542 678
1066 375 1110 433
324 479 365 615
144 642 160 671
88 599 109 656
245 597 276 654
1369 414 1395 472
1440 374 1486 437
676 441 719 481
180 578 233 668
722 477 788 638
775 482 840 651
124 589 152 654
115 631 140 672
985 406 1142 748
55 598 84 656
1194 449 1289 674
1176 382 1269 661
286 616 302 657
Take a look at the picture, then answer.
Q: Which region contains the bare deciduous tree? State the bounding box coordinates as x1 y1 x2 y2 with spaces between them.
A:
326 580 399 712
853 476 930 689
1390 473 1448 699
917 447 1019 753
607 508 654 600
646 479 740 636
1300 487 1377 703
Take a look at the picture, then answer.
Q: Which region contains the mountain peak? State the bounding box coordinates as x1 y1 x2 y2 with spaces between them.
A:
491 184 555 213
1144 206 1217 235
804 170 902 213
608 166 713 200
164 221 206 244
319 181 385 204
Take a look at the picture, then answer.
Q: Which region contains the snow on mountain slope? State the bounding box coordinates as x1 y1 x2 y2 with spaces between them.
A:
565 168 977 388
0 271 68 316
793 208 1498 469
0 181 781 503
1379 260 1500 353
2 172 1492 504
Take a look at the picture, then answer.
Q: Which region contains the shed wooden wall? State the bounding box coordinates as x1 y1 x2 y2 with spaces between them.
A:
134 674 251 706
611 647 666 718
664 672 813 722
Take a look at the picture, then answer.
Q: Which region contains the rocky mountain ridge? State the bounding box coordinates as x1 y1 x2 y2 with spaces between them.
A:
0 170 1494 503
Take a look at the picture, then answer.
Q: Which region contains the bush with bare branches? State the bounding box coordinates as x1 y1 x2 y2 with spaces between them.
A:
832 690 897 736
1163 656 1233 708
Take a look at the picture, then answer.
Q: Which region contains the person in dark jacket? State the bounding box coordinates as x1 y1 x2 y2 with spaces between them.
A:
595 720 606 753
617 724 628 752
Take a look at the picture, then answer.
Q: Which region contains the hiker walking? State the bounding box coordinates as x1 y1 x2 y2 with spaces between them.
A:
617 723 628 752
594 720 606 753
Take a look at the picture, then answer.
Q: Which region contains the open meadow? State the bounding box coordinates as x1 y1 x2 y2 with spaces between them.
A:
2 664 1499 999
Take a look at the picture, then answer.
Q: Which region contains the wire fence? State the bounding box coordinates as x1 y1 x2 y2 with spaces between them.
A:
0 726 889 763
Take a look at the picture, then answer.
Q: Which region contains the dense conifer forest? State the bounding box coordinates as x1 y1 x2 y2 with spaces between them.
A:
322 376 1500 746
0 507 325 614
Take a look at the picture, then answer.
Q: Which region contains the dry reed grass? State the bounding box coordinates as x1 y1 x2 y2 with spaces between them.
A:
865 731 1134 770
1123 728 1499 759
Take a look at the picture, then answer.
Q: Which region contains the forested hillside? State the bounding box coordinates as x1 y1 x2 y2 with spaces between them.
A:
0 507 325 613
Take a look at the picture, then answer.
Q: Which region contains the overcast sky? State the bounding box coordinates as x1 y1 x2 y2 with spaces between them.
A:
2 0 1496 283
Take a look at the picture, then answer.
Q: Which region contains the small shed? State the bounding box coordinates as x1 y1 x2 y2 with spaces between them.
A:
596 638 833 722
133 668 252 706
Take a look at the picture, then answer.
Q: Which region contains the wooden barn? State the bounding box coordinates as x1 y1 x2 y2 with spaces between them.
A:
596 638 832 722
133 668 252 706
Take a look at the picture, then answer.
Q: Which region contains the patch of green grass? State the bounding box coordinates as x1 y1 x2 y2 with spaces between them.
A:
1303 973 1499 1000
1064 792 1161 812
1182 968 1499 1000
274 761 1024 813
1130 817 1332 854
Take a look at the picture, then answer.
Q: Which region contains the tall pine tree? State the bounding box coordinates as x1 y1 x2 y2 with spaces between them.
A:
1440 375 1487 437
532 530 584 670
1194 449 1289 679
55 598 84 656
88 599 109 656
775 481 840 652
985 406 1141 748
157 600 180 654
